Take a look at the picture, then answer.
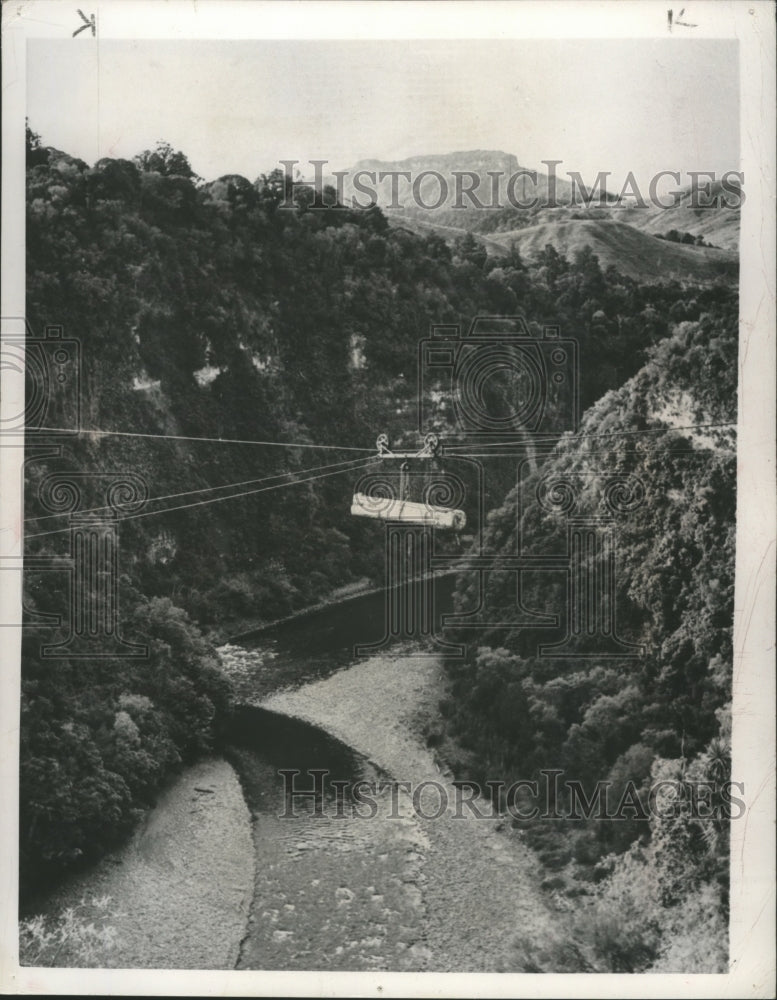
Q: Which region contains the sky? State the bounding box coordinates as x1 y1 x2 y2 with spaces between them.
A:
26 37 739 187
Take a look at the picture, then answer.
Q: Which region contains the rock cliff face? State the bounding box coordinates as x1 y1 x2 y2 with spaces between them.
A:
352 149 522 178
341 150 573 213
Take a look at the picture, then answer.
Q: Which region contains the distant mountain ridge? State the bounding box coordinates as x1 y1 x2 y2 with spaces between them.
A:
334 149 740 282
351 149 523 176
337 149 575 209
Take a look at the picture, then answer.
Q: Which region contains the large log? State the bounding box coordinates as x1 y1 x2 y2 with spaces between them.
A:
350 493 466 531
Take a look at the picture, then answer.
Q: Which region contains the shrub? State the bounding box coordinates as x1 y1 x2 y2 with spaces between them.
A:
19 896 118 968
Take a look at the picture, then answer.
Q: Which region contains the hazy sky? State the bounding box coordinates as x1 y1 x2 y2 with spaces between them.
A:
27 38 739 185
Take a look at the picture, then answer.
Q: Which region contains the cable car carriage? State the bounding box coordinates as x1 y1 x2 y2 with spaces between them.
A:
351 433 466 531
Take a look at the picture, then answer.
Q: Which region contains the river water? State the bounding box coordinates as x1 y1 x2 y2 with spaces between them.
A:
28 573 555 972
227 707 433 971
222 574 459 971
226 572 459 699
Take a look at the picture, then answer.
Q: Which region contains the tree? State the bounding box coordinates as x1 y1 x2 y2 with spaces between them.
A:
455 230 488 269
26 119 49 168
254 167 291 212
134 140 197 180
504 240 526 272
538 242 567 285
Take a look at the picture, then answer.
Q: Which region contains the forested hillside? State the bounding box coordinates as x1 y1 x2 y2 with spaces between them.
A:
22 129 737 951
440 316 736 971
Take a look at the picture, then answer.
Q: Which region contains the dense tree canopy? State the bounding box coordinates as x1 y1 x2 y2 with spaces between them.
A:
440 311 736 970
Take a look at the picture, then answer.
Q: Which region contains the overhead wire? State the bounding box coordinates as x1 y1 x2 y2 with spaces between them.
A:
24 456 376 541
22 420 738 540
446 421 737 452
33 427 374 452
24 453 373 524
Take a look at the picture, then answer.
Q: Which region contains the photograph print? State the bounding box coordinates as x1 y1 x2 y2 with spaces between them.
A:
2 1 775 996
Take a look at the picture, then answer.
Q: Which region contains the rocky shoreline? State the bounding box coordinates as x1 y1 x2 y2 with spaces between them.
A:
23 758 254 969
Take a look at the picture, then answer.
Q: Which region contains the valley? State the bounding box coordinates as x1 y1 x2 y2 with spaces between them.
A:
20 135 737 975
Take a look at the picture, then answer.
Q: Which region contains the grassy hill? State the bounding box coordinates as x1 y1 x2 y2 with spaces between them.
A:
612 206 739 252
342 151 740 280
487 218 737 283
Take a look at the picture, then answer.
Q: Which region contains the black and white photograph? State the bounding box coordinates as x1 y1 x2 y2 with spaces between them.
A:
1 1 774 996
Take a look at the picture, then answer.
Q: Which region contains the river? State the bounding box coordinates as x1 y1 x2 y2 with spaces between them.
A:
227 706 432 971
221 573 456 971
222 572 459 700
26 575 561 972
219 574 560 972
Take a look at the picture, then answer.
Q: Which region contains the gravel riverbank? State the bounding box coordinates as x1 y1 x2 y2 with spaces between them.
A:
26 649 564 972
25 758 254 969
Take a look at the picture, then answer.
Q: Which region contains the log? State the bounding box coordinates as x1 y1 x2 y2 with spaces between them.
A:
350 493 466 531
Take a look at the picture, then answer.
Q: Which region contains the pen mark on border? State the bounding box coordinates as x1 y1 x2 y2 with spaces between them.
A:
72 8 95 37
